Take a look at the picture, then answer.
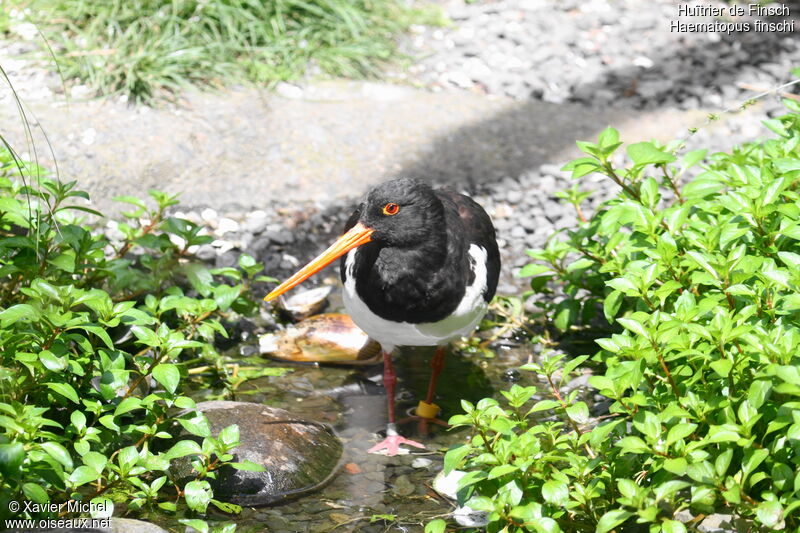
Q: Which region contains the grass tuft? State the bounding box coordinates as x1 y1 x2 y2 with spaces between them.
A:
17 0 440 104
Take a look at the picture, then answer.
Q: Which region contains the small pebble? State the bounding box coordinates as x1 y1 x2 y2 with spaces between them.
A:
411 457 433 469
344 462 362 475
391 474 415 497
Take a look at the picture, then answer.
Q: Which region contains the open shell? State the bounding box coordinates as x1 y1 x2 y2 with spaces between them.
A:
277 286 332 320
260 313 381 365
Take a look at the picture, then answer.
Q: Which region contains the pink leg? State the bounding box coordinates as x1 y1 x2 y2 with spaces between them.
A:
368 350 426 456
384 349 397 424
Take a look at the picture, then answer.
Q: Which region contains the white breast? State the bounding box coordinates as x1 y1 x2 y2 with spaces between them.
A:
342 245 489 352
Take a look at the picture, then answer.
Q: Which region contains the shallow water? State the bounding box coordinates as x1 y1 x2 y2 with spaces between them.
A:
188 339 539 533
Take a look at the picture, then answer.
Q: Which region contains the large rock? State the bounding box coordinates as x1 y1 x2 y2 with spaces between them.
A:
178 401 343 506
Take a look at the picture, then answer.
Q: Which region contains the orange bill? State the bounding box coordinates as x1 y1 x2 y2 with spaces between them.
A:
264 222 374 302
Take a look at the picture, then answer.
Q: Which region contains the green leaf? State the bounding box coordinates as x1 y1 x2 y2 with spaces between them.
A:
542 480 569 506
117 446 139 471
465 494 496 512
640 177 660 207
218 424 240 448
597 126 620 149
0 304 39 327
616 436 650 454
90 497 113 519
213 284 242 311
681 149 707 169
518 263 552 278
715 449 734 478
488 464 518 479
425 519 446 533
627 142 676 165
562 157 602 179
554 299 579 332
178 413 211 438
114 397 142 417
662 520 687 533
82 451 108 472
68 465 100 487
682 178 723 198
0 442 25 478
756 500 783 528
606 278 640 296
617 317 648 338
666 423 696 446
178 519 208 533
152 364 180 394
130 326 159 347
40 442 73 470
528 399 561 413
113 195 146 209
663 457 688 475
184 480 213 513
603 290 624 322
46 382 80 404
747 380 772 410
708 424 740 443
709 359 733 377
48 251 76 273
166 440 202 459
565 402 589 425
39 350 67 372
596 509 633 533
742 448 768 476
22 482 49 504
75 324 115 350
229 460 266 472
686 251 718 279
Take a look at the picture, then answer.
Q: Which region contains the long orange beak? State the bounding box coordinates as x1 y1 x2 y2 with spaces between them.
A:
264 222 374 302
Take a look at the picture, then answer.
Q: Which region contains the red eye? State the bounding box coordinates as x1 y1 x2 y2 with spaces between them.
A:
382 203 400 216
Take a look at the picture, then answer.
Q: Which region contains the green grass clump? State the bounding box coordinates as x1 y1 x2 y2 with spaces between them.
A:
432 99 800 532
21 0 436 103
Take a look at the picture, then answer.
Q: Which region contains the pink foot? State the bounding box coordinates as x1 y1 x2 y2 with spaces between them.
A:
368 429 426 456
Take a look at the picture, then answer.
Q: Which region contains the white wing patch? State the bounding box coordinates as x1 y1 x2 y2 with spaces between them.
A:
343 245 489 352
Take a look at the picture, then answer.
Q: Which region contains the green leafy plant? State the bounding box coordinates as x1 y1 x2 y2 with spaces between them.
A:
15 0 443 103
439 99 800 532
0 144 275 529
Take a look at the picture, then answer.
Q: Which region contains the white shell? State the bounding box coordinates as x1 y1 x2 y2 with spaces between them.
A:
279 286 332 319
432 470 489 528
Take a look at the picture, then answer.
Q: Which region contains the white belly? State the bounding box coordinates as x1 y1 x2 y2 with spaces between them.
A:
343 245 489 352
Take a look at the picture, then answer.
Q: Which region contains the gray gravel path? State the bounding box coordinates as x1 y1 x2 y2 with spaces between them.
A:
403 0 799 109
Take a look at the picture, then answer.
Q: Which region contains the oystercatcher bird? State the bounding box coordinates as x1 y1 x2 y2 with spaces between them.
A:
264 178 500 455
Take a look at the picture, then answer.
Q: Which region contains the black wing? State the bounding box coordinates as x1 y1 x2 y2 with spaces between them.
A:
436 189 500 302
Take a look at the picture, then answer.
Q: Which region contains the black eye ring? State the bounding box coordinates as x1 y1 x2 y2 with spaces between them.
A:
382 203 400 216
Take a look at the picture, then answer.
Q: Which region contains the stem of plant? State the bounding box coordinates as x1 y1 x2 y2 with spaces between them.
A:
545 374 596 459
661 165 684 204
